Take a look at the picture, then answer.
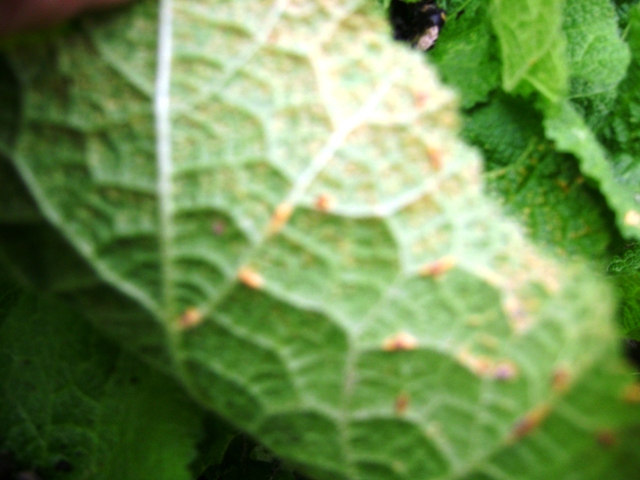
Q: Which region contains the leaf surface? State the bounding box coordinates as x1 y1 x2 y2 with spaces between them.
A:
489 0 567 102
1 1 639 478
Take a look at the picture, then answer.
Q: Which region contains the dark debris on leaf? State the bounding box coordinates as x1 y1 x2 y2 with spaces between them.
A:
624 339 640 372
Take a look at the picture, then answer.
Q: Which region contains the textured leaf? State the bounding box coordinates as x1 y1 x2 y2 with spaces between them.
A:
608 244 640 339
463 94 618 260
1 1 639 479
489 0 568 102
564 0 630 128
0 291 203 480
544 100 640 240
429 1 501 108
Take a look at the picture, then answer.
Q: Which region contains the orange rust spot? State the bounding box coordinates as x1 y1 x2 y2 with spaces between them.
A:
419 255 456 277
177 307 203 329
551 368 571 393
623 382 640 403
427 147 443 171
383 332 419 352
510 405 551 441
315 193 336 212
595 430 618 449
625 210 640 226
268 203 293 234
395 392 410 415
238 267 264 289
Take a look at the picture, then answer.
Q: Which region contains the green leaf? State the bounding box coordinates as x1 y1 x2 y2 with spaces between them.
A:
1 0 639 478
429 2 501 108
463 94 618 260
544 100 640 240
0 291 203 480
564 0 630 128
489 0 568 102
608 244 640 338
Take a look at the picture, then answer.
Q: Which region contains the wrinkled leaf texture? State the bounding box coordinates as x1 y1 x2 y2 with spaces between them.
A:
0 0 639 478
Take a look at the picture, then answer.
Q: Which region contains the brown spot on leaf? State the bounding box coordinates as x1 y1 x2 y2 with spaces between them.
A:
419 255 456 277
395 392 410 415
551 368 571 393
427 147 443 171
383 332 418 351
315 193 336 212
595 430 617 448
623 382 640 403
211 220 226 236
268 203 293 234
510 405 551 441
177 307 203 329
238 267 264 289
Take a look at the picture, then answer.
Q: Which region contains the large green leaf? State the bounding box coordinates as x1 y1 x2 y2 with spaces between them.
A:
489 0 568 102
1 0 639 478
463 94 618 261
0 291 203 480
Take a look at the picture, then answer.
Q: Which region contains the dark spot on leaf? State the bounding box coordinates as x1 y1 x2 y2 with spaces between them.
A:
395 393 409 414
595 430 617 448
211 220 226 236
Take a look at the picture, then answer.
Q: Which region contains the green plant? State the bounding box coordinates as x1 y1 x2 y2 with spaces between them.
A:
0 0 639 478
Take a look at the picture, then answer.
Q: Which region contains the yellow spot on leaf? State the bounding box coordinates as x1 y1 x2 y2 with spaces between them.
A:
419 255 456 277
551 368 571 393
383 332 418 351
268 203 294 234
509 405 551 441
238 267 264 289
315 193 336 212
624 210 640 226
177 307 203 330
623 382 640 403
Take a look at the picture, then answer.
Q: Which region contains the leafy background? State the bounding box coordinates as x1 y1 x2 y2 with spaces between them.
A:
0 0 639 479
